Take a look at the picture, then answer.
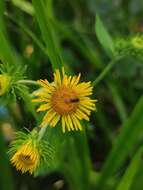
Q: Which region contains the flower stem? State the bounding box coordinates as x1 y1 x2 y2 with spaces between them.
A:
92 56 122 87
38 125 48 141
17 79 39 86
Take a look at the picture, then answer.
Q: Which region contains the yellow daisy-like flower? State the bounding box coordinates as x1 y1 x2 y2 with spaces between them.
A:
0 74 11 96
11 140 40 174
33 68 97 132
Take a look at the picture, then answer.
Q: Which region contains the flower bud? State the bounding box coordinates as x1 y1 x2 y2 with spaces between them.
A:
0 74 11 96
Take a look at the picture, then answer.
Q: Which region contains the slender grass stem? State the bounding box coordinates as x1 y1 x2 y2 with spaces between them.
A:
17 79 39 86
107 81 127 122
92 56 122 87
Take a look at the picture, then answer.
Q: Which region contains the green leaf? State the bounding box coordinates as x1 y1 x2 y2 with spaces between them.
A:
58 22 102 69
32 0 64 70
95 14 115 57
130 164 143 190
11 0 34 15
0 1 20 66
0 0 6 33
0 25 16 66
96 96 143 188
117 146 143 190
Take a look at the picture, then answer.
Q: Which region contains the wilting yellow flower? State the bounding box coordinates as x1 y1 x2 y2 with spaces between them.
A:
0 74 11 96
11 140 40 174
9 131 54 175
33 68 97 132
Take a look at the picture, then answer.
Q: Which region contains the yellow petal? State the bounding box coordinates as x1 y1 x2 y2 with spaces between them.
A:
67 115 74 131
62 74 68 86
71 115 82 131
36 103 51 112
38 79 53 92
79 106 91 115
70 114 79 130
76 109 89 121
54 69 61 86
32 97 50 103
64 115 71 132
42 110 57 124
71 73 81 87
67 76 72 85
50 115 60 127
70 76 77 86
81 104 96 111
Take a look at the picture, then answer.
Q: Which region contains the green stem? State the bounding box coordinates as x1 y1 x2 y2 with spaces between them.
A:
92 56 122 87
17 79 39 86
38 125 48 141
107 81 127 122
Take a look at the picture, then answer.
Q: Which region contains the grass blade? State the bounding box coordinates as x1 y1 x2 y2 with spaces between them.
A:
11 0 34 15
0 24 16 66
95 14 115 57
6 14 48 56
96 96 143 188
117 146 143 190
32 0 63 70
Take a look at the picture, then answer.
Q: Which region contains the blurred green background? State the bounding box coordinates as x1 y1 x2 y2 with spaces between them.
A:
0 0 143 190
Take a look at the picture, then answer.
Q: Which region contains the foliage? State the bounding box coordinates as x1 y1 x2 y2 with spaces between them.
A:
0 0 143 190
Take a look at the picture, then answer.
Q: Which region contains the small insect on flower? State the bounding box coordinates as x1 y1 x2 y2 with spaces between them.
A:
32 68 97 132
9 131 54 174
64 98 80 103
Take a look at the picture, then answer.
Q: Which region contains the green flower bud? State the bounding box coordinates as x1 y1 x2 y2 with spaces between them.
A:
0 74 11 96
131 35 143 49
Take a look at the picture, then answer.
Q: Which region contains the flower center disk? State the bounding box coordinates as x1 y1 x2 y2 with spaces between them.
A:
51 85 79 115
18 154 34 165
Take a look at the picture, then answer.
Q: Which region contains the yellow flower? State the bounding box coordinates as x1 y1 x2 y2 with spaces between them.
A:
33 68 97 132
0 74 11 96
10 140 40 174
9 131 54 175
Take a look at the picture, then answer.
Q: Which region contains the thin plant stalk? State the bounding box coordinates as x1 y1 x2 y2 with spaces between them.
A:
92 56 123 87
